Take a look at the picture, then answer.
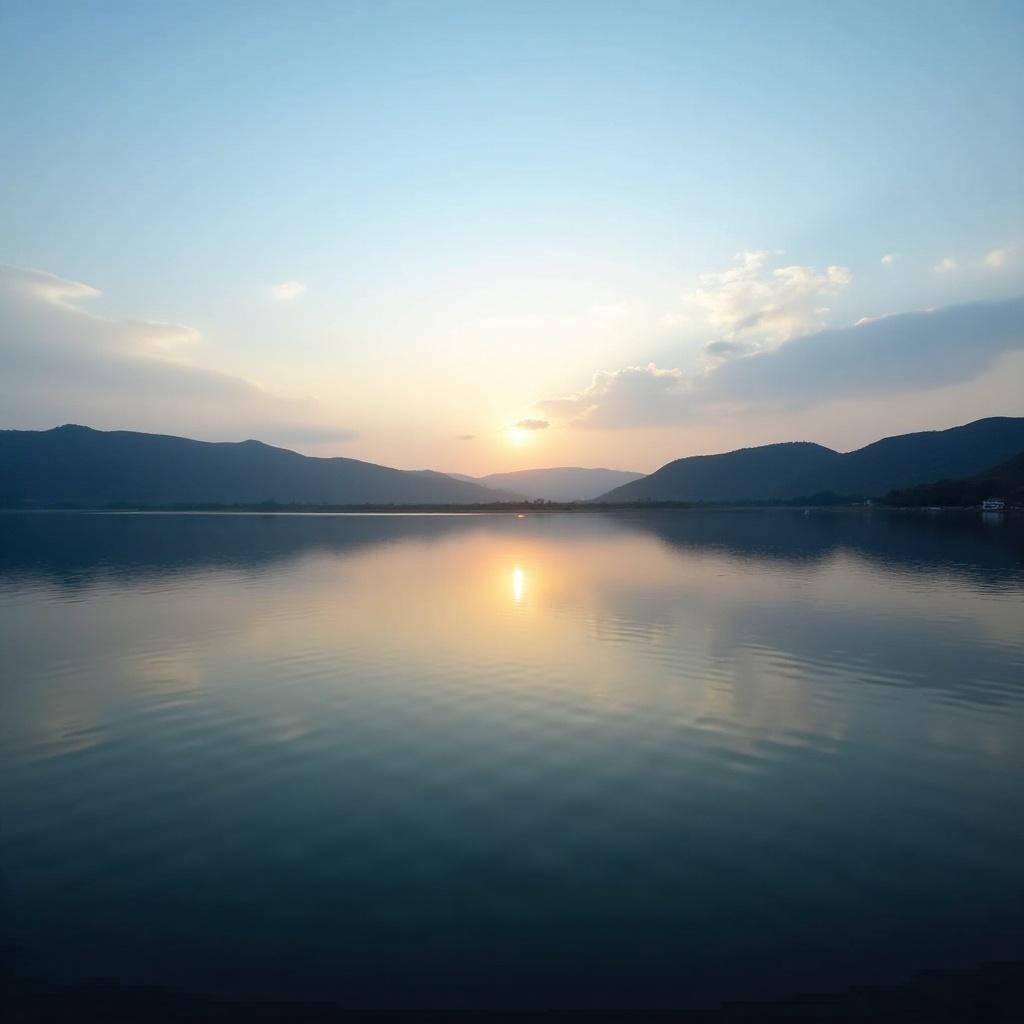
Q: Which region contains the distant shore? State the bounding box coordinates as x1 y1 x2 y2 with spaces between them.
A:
2 501 1019 515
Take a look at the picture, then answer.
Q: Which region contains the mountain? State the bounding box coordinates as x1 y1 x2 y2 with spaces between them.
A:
0 425 513 507
786 417 1024 498
601 418 1024 503
882 449 1024 507
978 449 1024 491
600 442 840 503
8 419 1023 509
452 467 645 502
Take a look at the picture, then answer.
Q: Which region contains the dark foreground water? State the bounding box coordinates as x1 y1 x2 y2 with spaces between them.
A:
1 510 1023 1021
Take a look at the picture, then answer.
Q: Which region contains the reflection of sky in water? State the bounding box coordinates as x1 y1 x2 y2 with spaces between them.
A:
0 511 1022 1013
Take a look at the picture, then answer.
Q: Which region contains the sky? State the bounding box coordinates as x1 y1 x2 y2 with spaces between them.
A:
1 0 1022 474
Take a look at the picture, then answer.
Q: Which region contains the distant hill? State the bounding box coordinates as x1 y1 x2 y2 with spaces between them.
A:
453 467 645 502
8 419 1023 509
882 449 1024 507
601 418 1024 503
0 425 513 507
600 442 840 503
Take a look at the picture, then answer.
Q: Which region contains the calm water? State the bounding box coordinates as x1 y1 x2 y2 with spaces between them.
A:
1 510 1023 1019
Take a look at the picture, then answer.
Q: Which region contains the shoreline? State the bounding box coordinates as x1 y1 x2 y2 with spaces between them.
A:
1 502 1018 515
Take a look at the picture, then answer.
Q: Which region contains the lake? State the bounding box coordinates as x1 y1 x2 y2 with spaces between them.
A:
1 510 1022 1020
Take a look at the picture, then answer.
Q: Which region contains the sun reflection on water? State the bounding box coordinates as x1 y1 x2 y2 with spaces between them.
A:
511 566 525 604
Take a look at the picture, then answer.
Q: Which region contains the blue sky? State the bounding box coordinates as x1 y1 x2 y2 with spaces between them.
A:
1 0 1022 471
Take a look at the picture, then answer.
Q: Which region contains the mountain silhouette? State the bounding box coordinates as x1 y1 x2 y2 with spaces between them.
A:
5 419 1023 509
883 447 1024 507
0 425 512 507
452 467 644 502
601 418 1024 503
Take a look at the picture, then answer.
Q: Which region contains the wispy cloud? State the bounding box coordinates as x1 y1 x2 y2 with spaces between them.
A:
270 280 306 301
455 433 478 441
536 296 1024 429
704 339 751 359
513 418 549 431
0 264 353 446
934 256 957 273
881 253 897 266
985 247 1012 268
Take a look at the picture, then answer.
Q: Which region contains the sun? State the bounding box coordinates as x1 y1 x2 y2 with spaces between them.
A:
507 427 528 446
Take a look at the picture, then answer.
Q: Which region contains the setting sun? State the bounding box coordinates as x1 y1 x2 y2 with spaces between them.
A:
507 427 528 446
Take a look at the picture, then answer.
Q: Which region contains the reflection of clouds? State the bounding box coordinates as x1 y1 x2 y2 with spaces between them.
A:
0 640 208 765
6 509 1021 602
2 512 1022 776
579 564 1022 764
576 542 1024 667
6 696 105 763
127 652 204 700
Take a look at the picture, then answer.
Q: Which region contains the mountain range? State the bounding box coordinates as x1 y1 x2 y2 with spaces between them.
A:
0 425 507 507
599 417 1024 503
450 467 644 502
1 417 1022 508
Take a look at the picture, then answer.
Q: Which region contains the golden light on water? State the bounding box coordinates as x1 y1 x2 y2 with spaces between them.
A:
511 566 525 604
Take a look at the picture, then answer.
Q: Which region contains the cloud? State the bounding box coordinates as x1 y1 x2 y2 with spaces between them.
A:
513 418 549 431
985 247 1012 269
0 264 354 447
455 433 478 441
537 364 689 428
934 257 957 273
881 253 897 266
704 339 751 359
536 296 1024 428
708 296 1024 406
682 250 852 344
270 280 306 301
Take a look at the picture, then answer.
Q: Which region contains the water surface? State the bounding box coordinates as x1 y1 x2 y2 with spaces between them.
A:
1 510 1022 1018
